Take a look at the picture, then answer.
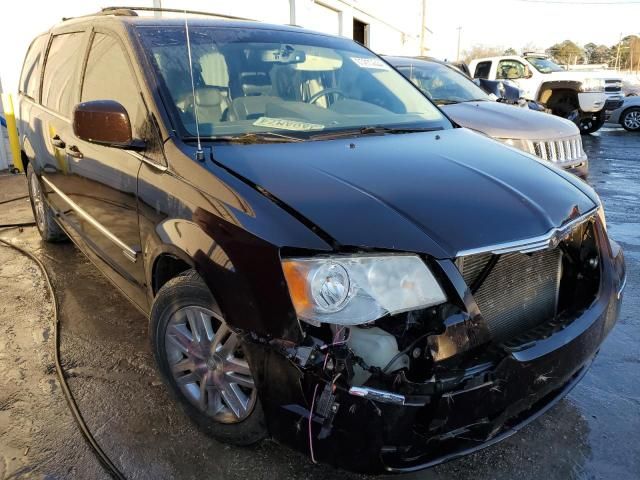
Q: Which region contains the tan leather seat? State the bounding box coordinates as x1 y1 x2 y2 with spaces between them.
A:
193 88 228 125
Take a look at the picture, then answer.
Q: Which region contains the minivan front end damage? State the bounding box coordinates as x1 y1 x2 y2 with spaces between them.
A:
242 212 625 473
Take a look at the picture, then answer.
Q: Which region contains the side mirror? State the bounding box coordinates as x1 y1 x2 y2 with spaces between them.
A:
73 100 145 150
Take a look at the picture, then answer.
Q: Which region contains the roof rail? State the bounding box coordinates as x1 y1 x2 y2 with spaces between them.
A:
101 6 256 22
62 7 138 22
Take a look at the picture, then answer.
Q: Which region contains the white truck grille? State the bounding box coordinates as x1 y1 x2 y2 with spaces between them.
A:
605 79 623 93
526 136 585 164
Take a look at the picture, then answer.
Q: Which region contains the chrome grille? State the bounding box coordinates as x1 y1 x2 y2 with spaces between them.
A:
605 80 622 93
457 248 563 340
528 136 584 164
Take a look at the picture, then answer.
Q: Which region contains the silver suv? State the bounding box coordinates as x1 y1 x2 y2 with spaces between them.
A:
387 56 588 178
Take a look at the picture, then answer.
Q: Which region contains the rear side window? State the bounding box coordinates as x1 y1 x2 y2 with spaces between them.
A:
473 61 491 79
20 35 47 99
82 33 144 133
41 32 85 116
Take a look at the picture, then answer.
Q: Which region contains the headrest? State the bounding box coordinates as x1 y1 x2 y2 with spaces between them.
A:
195 88 222 106
200 52 229 87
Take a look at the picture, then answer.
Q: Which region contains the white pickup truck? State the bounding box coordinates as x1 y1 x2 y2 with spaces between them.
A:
468 53 624 134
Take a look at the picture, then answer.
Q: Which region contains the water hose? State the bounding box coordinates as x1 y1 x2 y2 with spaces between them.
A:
0 195 126 479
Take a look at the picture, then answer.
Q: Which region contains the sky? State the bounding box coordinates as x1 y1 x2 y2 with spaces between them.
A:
424 0 640 60
1 0 639 96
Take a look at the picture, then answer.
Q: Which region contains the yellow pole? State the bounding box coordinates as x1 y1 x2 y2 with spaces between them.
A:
1 93 22 172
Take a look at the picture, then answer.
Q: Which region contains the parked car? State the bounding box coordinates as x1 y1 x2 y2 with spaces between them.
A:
18 8 625 474
468 53 624 134
607 95 640 132
622 78 640 97
385 56 589 178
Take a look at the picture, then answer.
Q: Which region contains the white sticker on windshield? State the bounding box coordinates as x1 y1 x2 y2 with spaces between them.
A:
350 57 390 70
253 117 325 131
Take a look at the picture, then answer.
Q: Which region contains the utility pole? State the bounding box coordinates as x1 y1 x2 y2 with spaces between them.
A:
153 0 162 17
615 32 622 70
420 0 427 56
456 26 462 62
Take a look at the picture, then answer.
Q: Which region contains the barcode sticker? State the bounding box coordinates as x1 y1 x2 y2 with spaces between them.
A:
350 57 390 70
253 117 325 131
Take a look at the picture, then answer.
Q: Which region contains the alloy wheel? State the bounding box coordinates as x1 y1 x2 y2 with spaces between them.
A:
29 172 45 232
164 306 257 423
623 110 640 130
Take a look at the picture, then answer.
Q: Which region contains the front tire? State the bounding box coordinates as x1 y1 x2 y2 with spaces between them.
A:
150 270 267 446
621 107 640 132
26 163 67 242
579 113 606 135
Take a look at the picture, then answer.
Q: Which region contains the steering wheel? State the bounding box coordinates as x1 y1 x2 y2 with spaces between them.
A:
307 88 346 104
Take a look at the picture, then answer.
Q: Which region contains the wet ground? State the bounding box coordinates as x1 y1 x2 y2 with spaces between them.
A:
0 126 638 480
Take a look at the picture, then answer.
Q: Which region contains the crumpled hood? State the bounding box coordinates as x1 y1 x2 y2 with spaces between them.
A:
210 128 597 258
442 101 579 140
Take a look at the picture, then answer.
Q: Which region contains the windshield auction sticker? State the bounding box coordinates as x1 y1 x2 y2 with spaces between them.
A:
350 57 390 70
253 117 325 131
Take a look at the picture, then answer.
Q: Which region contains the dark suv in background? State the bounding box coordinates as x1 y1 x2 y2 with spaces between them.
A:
18 7 625 473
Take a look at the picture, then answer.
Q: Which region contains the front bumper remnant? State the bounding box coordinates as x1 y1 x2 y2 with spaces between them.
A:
244 219 624 474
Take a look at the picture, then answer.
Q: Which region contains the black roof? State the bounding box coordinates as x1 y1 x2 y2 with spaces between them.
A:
57 6 330 38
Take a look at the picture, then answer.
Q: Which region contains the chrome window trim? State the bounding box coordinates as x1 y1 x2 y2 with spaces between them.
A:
126 150 168 171
456 207 597 257
617 274 627 300
41 176 138 262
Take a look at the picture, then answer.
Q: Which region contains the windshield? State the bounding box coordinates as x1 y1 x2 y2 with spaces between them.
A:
525 56 564 73
395 61 490 105
136 26 450 140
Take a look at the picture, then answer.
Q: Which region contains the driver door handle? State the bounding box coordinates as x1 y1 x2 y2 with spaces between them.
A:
66 145 83 159
51 135 66 149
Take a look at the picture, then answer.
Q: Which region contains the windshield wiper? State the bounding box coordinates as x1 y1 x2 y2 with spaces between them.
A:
311 125 442 140
189 132 305 144
432 99 460 105
461 98 489 103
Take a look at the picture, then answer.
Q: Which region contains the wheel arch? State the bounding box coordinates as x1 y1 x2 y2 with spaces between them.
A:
537 81 581 105
20 134 37 174
151 251 193 296
20 150 30 174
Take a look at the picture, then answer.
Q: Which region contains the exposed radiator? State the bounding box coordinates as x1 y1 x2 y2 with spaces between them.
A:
457 249 563 340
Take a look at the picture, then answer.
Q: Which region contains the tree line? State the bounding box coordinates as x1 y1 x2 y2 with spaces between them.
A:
462 35 640 71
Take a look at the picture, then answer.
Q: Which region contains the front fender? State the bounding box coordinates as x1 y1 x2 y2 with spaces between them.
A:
146 215 303 342
137 143 331 342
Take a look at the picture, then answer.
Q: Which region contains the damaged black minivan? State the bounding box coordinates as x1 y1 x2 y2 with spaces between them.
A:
19 8 626 473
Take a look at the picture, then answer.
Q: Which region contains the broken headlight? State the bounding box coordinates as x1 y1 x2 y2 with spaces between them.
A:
282 255 446 326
